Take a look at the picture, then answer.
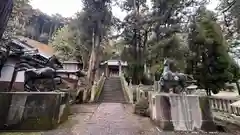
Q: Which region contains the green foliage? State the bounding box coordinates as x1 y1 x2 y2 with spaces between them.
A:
188 8 237 94
147 34 188 70
127 63 144 84
50 9 115 69
82 0 113 40
140 74 154 85
228 59 240 82
118 0 206 83
49 25 76 61
4 0 66 43
4 0 29 37
219 0 240 33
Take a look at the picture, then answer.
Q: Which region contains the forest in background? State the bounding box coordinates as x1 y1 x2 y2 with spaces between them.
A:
4 0 68 44
1 0 240 94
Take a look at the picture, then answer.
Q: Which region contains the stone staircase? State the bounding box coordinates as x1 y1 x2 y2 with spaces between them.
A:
98 77 127 103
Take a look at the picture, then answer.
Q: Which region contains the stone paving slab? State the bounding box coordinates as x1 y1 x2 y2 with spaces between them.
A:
43 104 99 135
40 103 159 135
82 103 158 135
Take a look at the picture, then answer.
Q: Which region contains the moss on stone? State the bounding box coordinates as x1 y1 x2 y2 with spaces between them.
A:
59 104 70 124
18 105 70 130
18 116 58 130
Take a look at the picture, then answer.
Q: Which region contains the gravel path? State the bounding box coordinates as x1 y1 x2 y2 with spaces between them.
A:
42 103 159 135
82 103 158 135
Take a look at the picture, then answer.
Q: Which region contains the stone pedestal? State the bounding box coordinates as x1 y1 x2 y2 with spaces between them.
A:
151 93 216 132
0 92 70 130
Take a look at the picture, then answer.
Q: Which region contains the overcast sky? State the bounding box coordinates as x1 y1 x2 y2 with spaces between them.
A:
30 0 124 19
30 0 220 20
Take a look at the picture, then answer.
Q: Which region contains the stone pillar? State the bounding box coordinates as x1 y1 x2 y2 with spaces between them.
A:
153 94 174 131
90 82 97 102
144 63 147 73
118 61 122 76
129 78 132 87
186 85 198 94
105 64 108 77
136 86 141 102
83 90 88 102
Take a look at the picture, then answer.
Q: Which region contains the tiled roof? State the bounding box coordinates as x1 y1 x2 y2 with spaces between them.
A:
100 60 128 66
16 36 54 58
63 61 81 64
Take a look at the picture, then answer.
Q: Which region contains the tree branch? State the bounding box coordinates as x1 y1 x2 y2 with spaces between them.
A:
222 0 236 13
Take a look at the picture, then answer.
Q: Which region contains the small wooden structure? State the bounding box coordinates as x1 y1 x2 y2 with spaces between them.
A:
0 38 60 92
0 37 84 92
100 59 127 77
62 61 83 71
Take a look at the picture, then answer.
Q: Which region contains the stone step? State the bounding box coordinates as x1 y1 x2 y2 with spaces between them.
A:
103 87 122 89
98 77 126 103
98 95 124 97
100 93 124 96
99 100 127 103
98 97 125 100
101 89 123 91
99 92 125 96
98 99 126 102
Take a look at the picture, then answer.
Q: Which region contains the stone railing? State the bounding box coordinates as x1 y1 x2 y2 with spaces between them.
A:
90 73 106 102
135 84 154 102
209 96 240 116
150 81 240 131
120 74 133 103
154 81 160 92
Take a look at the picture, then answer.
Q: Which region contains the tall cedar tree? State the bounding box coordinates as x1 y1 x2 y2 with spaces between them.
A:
188 8 235 95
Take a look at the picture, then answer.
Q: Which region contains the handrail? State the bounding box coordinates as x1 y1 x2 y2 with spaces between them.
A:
120 74 133 103
90 73 106 102
209 96 240 116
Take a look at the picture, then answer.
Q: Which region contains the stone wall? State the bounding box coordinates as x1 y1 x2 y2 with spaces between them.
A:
149 93 216 132
0 92 70 130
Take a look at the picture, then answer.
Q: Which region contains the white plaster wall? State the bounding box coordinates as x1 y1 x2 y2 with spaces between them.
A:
15 71 25 83
0 59 25 83
0 59 16 82
63 63 78 71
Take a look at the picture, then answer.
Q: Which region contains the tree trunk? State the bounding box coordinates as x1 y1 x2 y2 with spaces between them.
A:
87 21 101 85
87 31 96 85
0 0 13 38
82 55 89 71
87 46 96 85
236 82 240 95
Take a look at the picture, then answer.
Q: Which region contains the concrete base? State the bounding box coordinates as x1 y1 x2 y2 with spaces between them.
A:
0 92 70 130
150 93 216 132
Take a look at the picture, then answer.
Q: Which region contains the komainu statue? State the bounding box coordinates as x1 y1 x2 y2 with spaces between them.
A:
159 58 191 94
24 67 61 92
